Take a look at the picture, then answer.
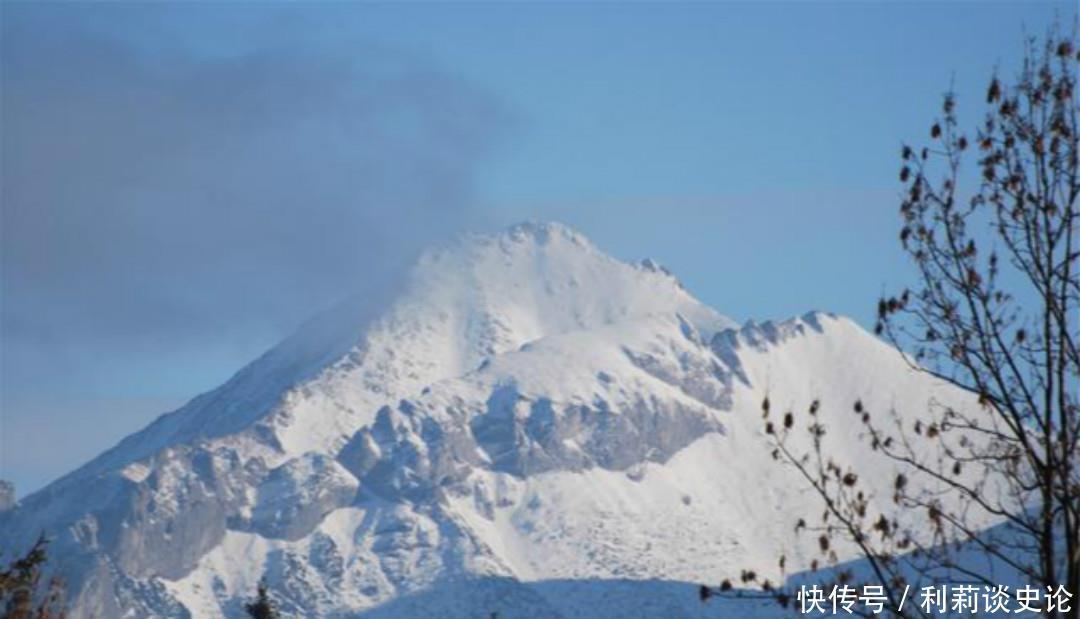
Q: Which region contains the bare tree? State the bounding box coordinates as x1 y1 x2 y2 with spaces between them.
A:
704 25 1079 618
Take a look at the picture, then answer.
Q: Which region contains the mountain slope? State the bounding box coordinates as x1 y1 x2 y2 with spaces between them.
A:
0 223 975 618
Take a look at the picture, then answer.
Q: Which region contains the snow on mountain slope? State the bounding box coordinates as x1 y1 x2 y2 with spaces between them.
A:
0 223 977 618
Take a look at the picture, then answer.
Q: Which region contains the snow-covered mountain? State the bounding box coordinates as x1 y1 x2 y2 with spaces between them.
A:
0 223 976 618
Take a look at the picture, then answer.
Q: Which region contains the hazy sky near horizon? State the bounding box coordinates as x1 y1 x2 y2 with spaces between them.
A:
1 1 1075 493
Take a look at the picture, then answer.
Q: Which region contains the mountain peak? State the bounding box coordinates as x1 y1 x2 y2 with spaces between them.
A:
51 222 733 485
409 221 731 340
502 221 593 246
0 224 966 619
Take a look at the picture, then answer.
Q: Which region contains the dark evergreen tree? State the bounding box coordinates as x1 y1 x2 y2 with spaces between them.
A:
0 535 67 619
244 581 279 619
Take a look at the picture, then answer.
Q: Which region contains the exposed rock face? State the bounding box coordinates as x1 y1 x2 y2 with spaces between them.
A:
0 224 978 618
249 454 358 540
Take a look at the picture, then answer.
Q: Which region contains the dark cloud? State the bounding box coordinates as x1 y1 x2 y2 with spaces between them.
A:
1 5 506 370
1 5 508 489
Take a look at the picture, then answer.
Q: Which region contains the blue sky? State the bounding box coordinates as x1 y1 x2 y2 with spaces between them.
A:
284 0 1070 320
1 1 1074 493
